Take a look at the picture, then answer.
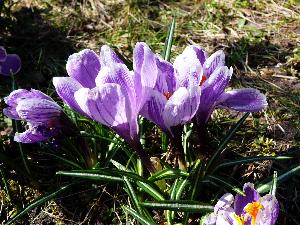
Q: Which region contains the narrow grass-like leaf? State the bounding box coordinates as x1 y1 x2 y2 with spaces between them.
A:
162 16 176 61
56 171 123 182
5 184 73 225
124 176 143 215
148 169 189 182
141 200 213 213
137 181 165 201
212 156 292 173
206 112 250 171
206 175 245 196
270 171 278 196
43 152 83 169
122 206 156 225
257 164 300 193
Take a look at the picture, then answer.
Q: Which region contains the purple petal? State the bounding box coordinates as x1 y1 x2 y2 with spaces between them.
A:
196 66 233 125
193 45 207 65
74 84 132 134
95 63 135 114
214 193 234 214
234 183 260 216
217 88 267 112
140 90 167 132
0 46 7 62
173 45 204 88
0 54 21 76
133 42 158 111
203 50 225 78
53 77 86 115
155 58 176 94
215 210 234 225
256 195 279 225
163 86 201 131
66 49 101 88
16 99 61 123
14 127 49 143
3 89 53 120
100 45 123 65
203 213 217 225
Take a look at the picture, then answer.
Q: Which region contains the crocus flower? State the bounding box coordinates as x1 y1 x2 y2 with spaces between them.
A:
53 42 158 172
0 46 21 76
204 183 279 225
3 89 63 143
140 50 201 136
173 45 267 128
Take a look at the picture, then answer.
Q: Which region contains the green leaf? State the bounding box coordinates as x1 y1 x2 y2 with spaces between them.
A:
212 156 292 173
5 184 73 225
122 206 156 225
137 181 165 201
206 112 250 171
141 200 213 213
162 16 176 61
56 171 123 182
270 171 278 196
148 169 189 182
257 164 300 193
205 175 245 196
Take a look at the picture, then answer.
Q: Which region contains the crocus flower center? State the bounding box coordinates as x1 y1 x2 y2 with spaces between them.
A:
233 214 246 225
199 74 207 86
163 92 173 100
245 201 263 225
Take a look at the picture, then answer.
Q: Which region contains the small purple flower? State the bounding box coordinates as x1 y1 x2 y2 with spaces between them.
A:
3 89 63 143
0 46 21 76
204 183 279 225
173 45 267 127
140 49 201 136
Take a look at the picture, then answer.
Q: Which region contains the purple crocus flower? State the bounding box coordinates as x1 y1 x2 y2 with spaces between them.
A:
204 183 279 225
53 42 158 172
140 50 201 136
3 89 63 143
0 46 21 76
173 45 267 128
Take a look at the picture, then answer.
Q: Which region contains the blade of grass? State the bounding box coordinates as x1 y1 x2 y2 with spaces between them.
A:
206 112 250 172
205 175 245 195
162 16 176 61
122 206 156 225
5 183 73 225
148 168 189 182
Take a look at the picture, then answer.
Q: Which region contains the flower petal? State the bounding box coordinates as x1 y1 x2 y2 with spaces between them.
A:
133 42 158 111
163 86 201 131
140 89 167 132
53 77 86 115
217 88 267 112
173 45 204 88
0 46 7 62
3 89 53 120
0 54 21 76
214 193 235 214
256 195 279 225
234 183 260 216
100 45 123 66
14 127 49 143
196 66 232 125
203 50 225 78
215 210 235 225
203 213 217 225
74 84 131 133
66 49 101 88
16 99 62 123
155 58 176 93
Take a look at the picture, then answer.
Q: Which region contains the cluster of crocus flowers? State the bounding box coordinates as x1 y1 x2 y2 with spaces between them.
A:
3 89 64 143
53 42 158 172
0 46 21 76
204 183 279 225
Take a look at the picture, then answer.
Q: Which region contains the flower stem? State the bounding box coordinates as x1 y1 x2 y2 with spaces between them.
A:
170 125 187 170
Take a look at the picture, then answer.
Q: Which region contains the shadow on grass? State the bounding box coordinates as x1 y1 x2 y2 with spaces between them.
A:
0 6 76 90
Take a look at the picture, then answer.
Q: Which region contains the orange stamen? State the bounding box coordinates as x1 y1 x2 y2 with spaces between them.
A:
163 92 172 100
233 214 246 225
245 202 263 225
199 75 207 86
